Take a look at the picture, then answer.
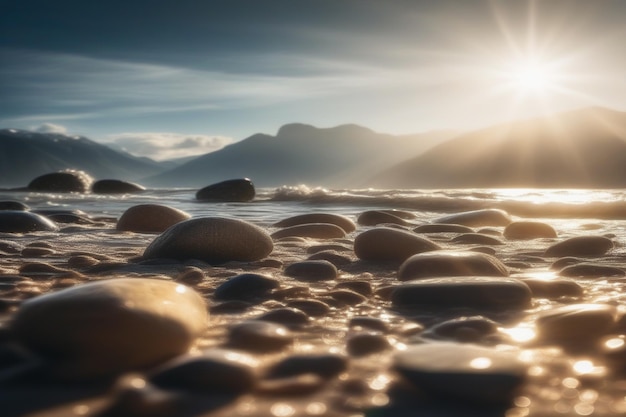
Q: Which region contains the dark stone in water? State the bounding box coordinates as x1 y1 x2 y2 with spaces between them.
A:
271 223 346 240
117 204 191 233
504 221 557 240
425 316 498 342
91 179 146 194
307 250 352 267
357 210 410 226
392 277 532 312
227 320 293 352
558 263 625 278
451 233 504 246
266 353 347 379
413 223 474 234
398 250 508 281
196 178 255 202
286 299 331 317
27 170 93 193
346 332 391 356
257 307 309 327
0 201 29 211
544 235 614 257
518 277 583 299
354 227 440 264
143 217 273 264
0 211 58 233
434 209 512 227
284 260 338 281
274 213 356 232
214 273 279 301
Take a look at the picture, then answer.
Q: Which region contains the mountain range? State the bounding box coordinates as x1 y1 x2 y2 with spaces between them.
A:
2 106 626 189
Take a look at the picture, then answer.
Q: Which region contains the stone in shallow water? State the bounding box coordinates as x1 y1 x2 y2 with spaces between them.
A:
257 307 309 327
518 277 583 299
266 353 348 379
434 209 512 227
393 342 526 404
357 210 411 226
274 213 356 232
535 303 617 347
424 316 498 343
391 277 532 311
271 223 346 240
149 349 258 393
143 217 273 264
354 227 440 263
451 233 504 246
214 273 279 301
117 204 191 233
0 201 29 211
558 263 625 278
227 320 293 352
544 235 614 257
10 278 208 378
195 178 255 202
413 223 474 234
0 211 58 233
346 332 391 356
398 250 509 281
503 221 557 239
91 179 146 194
284 260 338 281
27 170 93 193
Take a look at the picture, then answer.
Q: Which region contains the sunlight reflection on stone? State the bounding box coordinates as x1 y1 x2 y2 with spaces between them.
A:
572 359 606 376
469 356 493 370
604 336 625 349
305 402 327 415
271 403 295 417
368 374 391 390
501 326 537 343
175 284 187 294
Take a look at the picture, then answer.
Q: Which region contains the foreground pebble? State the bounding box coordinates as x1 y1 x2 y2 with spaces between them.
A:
434 209 512 227
394 342 526 404
398 250 509 281
354 227 440 263
10 278 209 378
0 211 59 233
117 204 191 233
544 235 614 257
143 217 273 264
196 178 255 202
274 213 356 232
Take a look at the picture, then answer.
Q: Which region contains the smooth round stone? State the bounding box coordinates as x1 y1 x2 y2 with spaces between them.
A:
91 179 146 194
349 317 389 332
544 236 614 257
536 303 618 345
174 267 205 285
334 280 373 296
394 343 526 404
354 227 440 263
451 233 504 246
434 209 512 227
550 257 584 270
413 223 474 234
391 277 532 311
274 213 356 233
195 178 255 202
149 349 258 393
286 299 331 317
144 217 273 264
266 353 347 379
27 170 93 193
0 240 23 253
558 263 625 278
0 201 29 211
425 316 498 342
214 273 279 301
227 321 293 352
346 332 391 356
271 223 346 240
398 250 509 281
504 221 557 240
117 204 191 233
0 211 59 233
284 260 338 281
307 250 352 267
328 289 367 305
518 277 583 299
10 278 209 377
357 210 410 226
257 308 309 327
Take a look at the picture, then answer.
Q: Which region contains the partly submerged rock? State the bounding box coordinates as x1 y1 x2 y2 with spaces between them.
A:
398 250 509 281
274 213 356 233
434 209 512 227
0 211 59 233
92 179 146 194
196 178 255 202
27 170 93 193
544 236 614 257
117 204 191 233
10 278 209 378
354 227 440 264
504 221 557 240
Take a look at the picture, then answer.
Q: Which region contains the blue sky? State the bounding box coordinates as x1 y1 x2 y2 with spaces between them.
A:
1 0 625 160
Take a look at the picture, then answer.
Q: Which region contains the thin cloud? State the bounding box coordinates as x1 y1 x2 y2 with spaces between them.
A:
105 132 233 161
33 123 68 134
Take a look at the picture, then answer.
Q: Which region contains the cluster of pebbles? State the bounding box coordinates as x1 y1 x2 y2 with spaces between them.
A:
1 190 626 416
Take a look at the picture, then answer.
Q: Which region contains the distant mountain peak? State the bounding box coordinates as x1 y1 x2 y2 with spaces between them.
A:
276 122 376 139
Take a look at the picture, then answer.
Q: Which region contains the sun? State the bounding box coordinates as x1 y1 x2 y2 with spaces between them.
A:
504 57 559 94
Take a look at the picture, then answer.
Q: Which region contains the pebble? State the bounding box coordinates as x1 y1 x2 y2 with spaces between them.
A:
214 273 280 301
393 342 526 404
174 267 206 285
286 299 331 317
0 201 29 211
558 263 625 278
257 307 310 327
503 221 557 239
346 332 391 356
91 179 146 194
149 349 258 393
227 320 293 352
0 211 59 233
266 353 348 379
357 210 411 226
391 277 532 311
333 280 373 296
143 217 273 264
451 233 504 245
0 240 23 254
354 227 440 263
413 223 474 234
518 276 584 299
544 235 614 257
117 204 191 233
271 223 346 240
257 373 326 396
306 251 352 267
433 209 513 227
397 250 509 281
274 213 356 232
27 170 93 193
284 260 338 281
349 316 389 332
424 316 498 342
21 247 55 257
195 178 256 202
535 303 618 348
327 289 367 306
10 278 209 378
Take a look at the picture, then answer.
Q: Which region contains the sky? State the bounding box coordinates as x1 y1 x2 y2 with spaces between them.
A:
1 0 625 160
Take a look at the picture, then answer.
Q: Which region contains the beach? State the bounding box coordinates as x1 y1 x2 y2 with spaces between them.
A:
1 186 626 416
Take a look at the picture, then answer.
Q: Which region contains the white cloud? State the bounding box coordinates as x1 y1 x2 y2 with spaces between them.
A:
105 132 233 161
33 122 68 134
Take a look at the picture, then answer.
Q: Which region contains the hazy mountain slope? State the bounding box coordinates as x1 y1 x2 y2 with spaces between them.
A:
371 107 626 188
146 123 456 187
0 129 166 187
